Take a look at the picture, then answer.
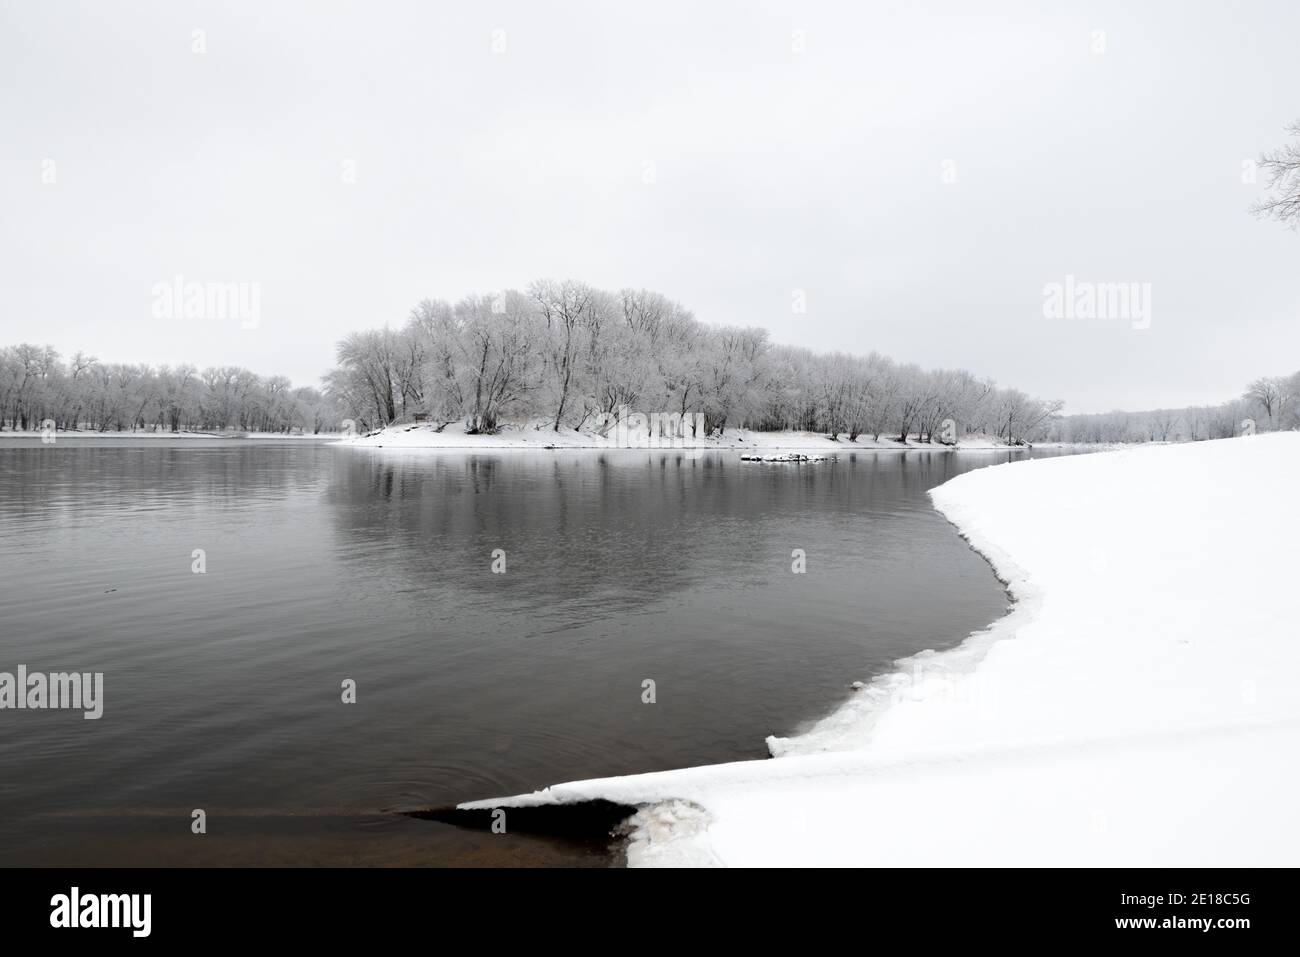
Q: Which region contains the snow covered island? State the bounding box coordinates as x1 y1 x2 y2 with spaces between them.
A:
341 420 1030 451
462 434 1300 866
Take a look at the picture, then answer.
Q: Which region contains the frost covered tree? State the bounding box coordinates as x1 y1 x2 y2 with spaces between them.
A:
322 278 1068 443
0 345 340 434
456 292 540 433
1253 120 1300 228
530 278 595 432
1244 376 1289 430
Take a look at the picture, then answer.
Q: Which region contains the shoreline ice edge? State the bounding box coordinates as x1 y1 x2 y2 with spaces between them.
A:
461 435 1300 867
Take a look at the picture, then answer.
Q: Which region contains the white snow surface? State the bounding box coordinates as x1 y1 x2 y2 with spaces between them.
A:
463 434 1300 866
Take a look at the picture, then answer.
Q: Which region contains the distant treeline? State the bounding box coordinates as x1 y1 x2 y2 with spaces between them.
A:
0 345 339 434
1049 372 1300 443
9 279 1292 443
323 280 1065 444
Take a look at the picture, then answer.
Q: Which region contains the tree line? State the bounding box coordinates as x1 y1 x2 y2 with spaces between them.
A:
8 288 1291 446
1048 372 1300 444
0 344 339 434
323 279 1065 444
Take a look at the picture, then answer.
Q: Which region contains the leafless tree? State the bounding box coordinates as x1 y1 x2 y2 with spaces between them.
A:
1252 121 1300 228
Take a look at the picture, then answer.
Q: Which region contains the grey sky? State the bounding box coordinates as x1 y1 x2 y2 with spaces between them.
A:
2 0 1297 414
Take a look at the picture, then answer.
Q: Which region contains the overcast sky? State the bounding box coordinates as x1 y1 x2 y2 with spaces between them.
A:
2 0 1297 413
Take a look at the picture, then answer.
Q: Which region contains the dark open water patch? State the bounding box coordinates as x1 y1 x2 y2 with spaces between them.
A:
0 439 1075 865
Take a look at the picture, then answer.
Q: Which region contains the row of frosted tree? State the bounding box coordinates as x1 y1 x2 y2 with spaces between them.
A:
1048 373 1300 444
0 344 339 434
10 286 1290 447
323 280 1066 444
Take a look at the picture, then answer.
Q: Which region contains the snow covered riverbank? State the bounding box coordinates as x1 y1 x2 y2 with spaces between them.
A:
343 420 1047 451
464 434 1300 866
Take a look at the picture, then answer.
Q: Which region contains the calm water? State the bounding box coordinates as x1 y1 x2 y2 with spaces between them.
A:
0 440 1060 865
